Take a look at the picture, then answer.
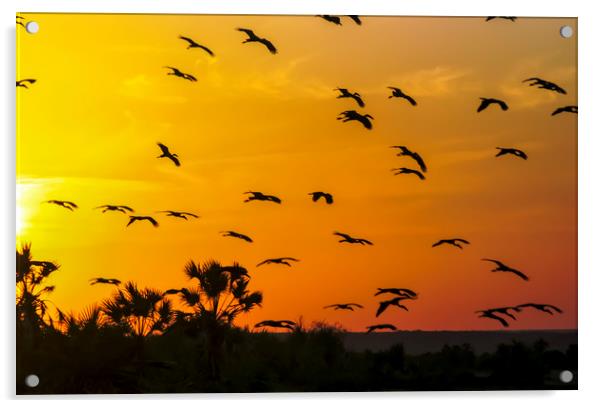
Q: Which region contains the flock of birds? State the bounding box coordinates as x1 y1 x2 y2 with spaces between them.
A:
18 15 574 332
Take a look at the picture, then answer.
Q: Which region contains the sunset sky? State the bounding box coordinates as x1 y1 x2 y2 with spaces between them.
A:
16 14 577 331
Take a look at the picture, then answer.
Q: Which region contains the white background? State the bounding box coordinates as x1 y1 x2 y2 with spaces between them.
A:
2 0 601 406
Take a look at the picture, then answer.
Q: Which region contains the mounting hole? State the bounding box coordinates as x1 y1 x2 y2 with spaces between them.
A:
560 25 573 38
559 370 574 383
24 374 40 388
25 21 39 34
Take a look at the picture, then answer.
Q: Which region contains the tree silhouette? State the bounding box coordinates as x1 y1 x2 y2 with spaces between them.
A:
102 281 173 337
175 259 263 379
16 243 60 334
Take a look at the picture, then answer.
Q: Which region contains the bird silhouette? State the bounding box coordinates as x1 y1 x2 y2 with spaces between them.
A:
178 35 214 56
324 303 363 311
552 105 578 116
334 231 373 245
334 88 365 108
95 205 134 214
515 303 563 315
44 200 78 211
337 110 374 130
387 87 417 106
127 216 159 228
236 28 277 54
390 146 427 172
495 147 528 160
366 324 397 333
391 167 425 180
376 297 410 317
256 257 300 267
16 16 25 27
243 191 282 204
317 15 342 25
89 277 121 286
477 307 520 321
16 79 36 88
164 66 197 82
158 210 199 220
309 191 334 204
482 259 529 281
375 288 418 298
485 17 517 22
221 230 253 243
348 15 362 25
523 77 566 94
254 320 296 330
432 238 470 249
477 310 509 327
157 143 180 166
477 97 508 112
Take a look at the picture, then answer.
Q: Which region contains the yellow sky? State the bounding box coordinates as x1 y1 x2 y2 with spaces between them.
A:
17 14 577 330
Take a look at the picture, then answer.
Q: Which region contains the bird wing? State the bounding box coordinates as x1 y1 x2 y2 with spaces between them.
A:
376 301 390 317
498 100 509 110
411 152 427 172
432 240 444 247
358 115 372 129
509 268 529 281
157 143 170 154
236 28 255 37
324 194 334 204
126 217 137 227
170 155 181 166
256 260 269 267
348 15 362 25
388 86 400 92
482 258 503 268
546 305 563 313
240 234 253 242
145 217 159 227
482 313 509 327
309 192 320 202
358 238 373 245
455 238 470 244
352 94 365 108
198 44 215 57
334 232 352 240
181 212 199 218
120 206 134 212
323 304 338 309
178 35 197 46
267 195 282 203
477 99 490 112
411 169 425 180
259 38 277 54
281 257 300 261
348 303 363 308
403 94 417 106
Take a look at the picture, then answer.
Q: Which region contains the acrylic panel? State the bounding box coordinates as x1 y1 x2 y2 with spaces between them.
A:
16 13 577 394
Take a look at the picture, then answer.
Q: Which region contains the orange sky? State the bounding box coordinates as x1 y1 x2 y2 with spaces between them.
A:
16 14 577 331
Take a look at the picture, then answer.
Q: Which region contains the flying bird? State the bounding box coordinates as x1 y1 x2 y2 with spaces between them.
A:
221 230 253 243
482 259 529 281
157 143 180 166
432 238 470 249
127 216 159 228
334 88 365 108
89 278 121 286
164 66 197 82
390 146 427 172
551 105 577 116
523 77 566 94
337 110 373 130
254 320 296 330
515 303 563 315
236 28 277 54
243 191 282 204
366 324 397 333
477 307 520 321
256 257 300 267
375 288 418 298
16 79 36 88
317 15 342 25
178 35 214 56
309 191 334 204
376 297 409 317
334 231 373 245
391 167 425 180
485 17 517 22
477 310 509 327
158 210 199 220
16 16 25 27
495 147 528 160
387 87 417 106
44 200 78 211
477 97 508 112
324 303 363 311
348 15 362 25
95 205 134 214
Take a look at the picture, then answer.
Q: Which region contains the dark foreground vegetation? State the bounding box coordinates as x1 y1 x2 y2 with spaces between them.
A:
16 244 577 394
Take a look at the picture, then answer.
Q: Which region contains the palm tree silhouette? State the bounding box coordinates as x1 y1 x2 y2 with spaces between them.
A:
174 259 263 378
101 281 173 337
